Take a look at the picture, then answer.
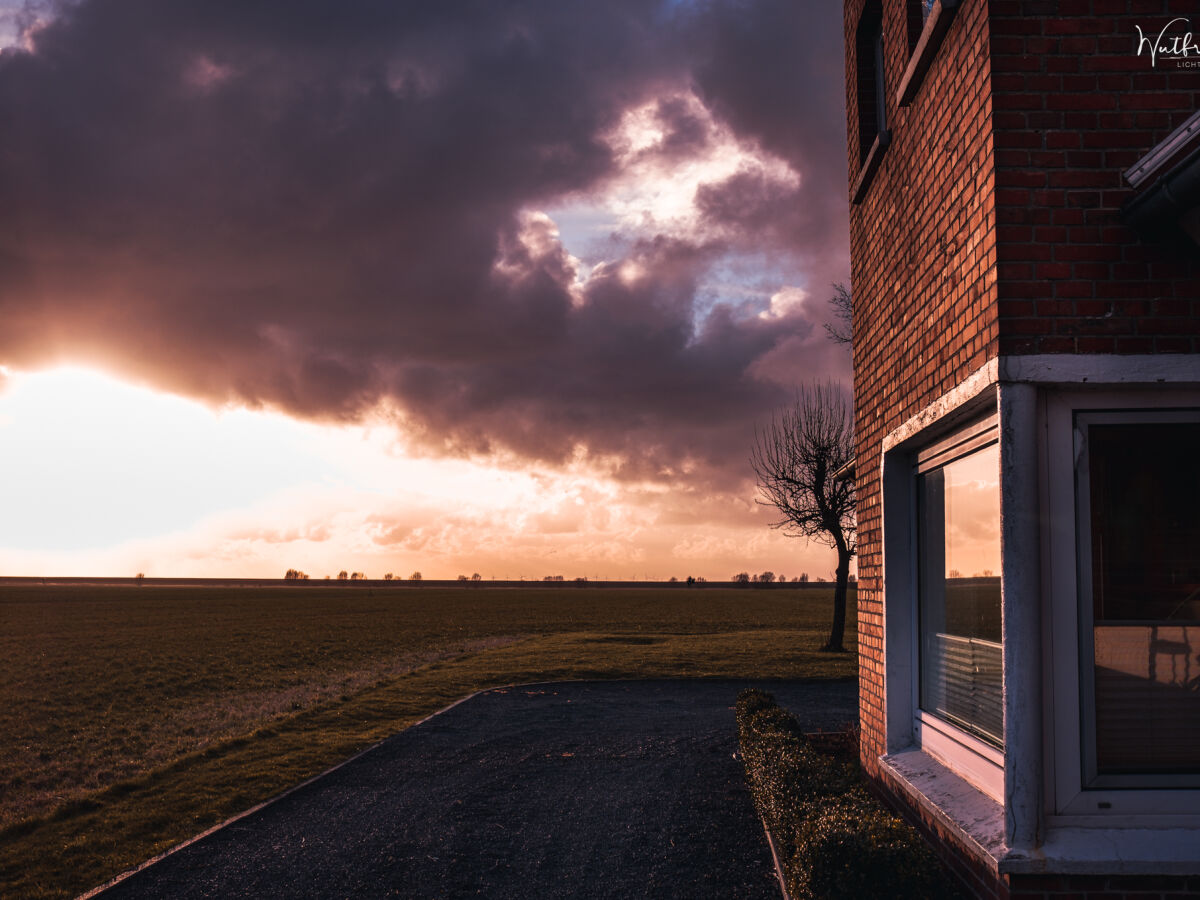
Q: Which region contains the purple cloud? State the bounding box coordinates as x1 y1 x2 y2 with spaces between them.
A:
0 0 849 490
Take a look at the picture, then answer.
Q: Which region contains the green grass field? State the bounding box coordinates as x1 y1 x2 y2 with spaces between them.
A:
0 583 856 899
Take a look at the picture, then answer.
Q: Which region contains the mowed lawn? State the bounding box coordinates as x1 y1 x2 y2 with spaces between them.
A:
0 583 856 899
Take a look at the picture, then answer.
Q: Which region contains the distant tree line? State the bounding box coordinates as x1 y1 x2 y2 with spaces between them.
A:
280 570 827 585
732 571 813 585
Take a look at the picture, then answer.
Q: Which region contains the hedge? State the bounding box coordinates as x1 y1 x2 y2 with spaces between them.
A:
736 689 962 900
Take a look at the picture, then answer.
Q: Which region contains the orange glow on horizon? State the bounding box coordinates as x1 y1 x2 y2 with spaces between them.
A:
0 365 844 582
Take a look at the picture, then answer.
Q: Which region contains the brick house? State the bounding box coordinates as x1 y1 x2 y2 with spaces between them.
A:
843 1 1200 896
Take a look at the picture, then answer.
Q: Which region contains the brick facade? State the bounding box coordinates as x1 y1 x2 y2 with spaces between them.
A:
844 1 1200 896
989 1 1200 355
844 0 1001 775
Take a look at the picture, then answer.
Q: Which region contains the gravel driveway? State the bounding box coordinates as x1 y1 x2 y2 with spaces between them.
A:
90 679 856 899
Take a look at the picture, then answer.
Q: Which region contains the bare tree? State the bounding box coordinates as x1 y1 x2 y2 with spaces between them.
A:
751 381 856 651
824 283 852 345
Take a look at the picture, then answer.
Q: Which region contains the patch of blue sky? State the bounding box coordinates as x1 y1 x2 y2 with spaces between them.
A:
543 200 631 269
697 251 810 319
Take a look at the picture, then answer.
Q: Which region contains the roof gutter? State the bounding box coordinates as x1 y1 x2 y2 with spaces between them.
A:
1121 112 1200 245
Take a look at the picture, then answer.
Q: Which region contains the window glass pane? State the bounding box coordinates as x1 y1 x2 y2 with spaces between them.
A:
919 442 1003 747
1087 423 1200 776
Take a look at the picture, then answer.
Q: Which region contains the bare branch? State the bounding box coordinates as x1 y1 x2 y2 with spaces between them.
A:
823 282 852 346
750 381 856 554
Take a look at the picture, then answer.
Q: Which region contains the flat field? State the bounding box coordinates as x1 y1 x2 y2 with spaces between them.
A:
0 583 855 899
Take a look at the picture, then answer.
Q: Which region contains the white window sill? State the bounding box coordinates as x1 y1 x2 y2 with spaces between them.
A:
880 748 1008 872
914 712 1003 803
882 749 1200 877
1004 827 1200 875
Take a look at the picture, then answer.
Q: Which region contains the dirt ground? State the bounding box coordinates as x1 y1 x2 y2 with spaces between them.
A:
90 679 857 899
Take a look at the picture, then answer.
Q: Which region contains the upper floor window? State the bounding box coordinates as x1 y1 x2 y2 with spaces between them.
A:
851 1 891 204
896 0 961 108
855 1 886 164
904 0 934 55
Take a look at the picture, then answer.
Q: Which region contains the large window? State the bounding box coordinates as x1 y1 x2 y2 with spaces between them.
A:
879 390 1006 804
1047 394 1200 818
1076 412 1200 788
916 420 1003 750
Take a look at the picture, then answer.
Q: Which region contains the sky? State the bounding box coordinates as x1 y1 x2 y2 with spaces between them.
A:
0 0 853 580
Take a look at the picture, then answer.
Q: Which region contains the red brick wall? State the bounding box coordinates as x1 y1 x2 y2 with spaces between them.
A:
849 0 1200 779
845 1 1199 897
1008 873 1200 899
989 0 1200 354
844 0 1000 772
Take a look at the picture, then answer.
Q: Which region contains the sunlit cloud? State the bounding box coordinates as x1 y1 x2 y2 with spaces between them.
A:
0 0 43 51
547 90 800 256
760 286 809 320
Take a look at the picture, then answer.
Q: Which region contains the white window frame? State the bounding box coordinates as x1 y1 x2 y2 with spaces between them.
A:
875 358 1200 870
881 380 1006 804
1044 389 1200 823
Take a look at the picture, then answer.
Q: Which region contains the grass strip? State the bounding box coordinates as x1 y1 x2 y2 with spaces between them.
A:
735 689 963 900
3 630 851 899
1 584 852 830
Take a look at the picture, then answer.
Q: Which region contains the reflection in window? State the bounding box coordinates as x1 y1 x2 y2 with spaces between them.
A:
1084 421 1200 780
919 441 1002 747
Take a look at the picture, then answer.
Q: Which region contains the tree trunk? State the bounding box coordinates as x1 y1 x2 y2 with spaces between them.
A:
823 543 852 652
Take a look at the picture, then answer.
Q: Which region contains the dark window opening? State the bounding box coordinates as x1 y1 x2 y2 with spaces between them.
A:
855 2 886 163
1082 419 1200 782
903 0 926 56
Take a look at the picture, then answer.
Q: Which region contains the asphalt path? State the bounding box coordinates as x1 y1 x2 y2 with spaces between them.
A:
91 679 857 899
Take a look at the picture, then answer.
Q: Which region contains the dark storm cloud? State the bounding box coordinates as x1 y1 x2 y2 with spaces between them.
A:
691 0 850 285
0 0 848 487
